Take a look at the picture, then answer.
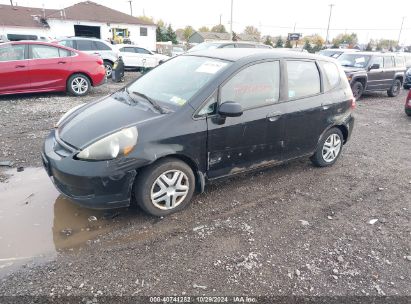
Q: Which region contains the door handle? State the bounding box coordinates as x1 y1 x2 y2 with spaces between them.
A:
15 65 26 68
58 61 67 64
267 112 282 121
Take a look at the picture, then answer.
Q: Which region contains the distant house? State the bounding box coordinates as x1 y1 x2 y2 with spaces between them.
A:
0 1 156 50
188 32 231 44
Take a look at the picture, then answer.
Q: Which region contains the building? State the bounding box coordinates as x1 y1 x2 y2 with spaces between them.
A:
0 1 156 50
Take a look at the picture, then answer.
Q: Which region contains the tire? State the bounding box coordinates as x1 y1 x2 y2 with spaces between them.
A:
404 85 410 90
311 127 344 167
351 81 364 100
134 158 195 217
104 61 113 78
67 74 91 96
387 79 402 97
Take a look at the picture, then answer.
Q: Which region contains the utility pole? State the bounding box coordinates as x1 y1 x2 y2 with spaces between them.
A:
398 16 405 46
229 0 234 40
219 14 222 25
9 0 13 7
128 0 133 16
325 4 334 45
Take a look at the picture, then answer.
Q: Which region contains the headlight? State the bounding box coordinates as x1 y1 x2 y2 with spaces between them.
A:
76 127 138 160
55 103 86 128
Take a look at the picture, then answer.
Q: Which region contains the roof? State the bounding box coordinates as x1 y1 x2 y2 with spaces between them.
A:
196 32 231 41
46 1 155 26
185 48 333 62
0 4 57 28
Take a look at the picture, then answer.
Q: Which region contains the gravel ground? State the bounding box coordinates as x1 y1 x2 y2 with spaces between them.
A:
0 74 410 300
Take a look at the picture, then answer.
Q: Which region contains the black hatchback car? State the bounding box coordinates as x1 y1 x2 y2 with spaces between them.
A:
42 49 355 216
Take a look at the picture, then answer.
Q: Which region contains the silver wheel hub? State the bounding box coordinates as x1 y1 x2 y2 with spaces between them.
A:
322 134 342 163
71 77 88 94
150 170 189 210
105 64 112 77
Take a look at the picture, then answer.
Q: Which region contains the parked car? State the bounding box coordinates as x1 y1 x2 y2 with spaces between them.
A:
56 37 118 77
0 41 106 96
188 41 272 53
404 68 411 89
43 49 355 216
171 46 185 57
338 52 406 99
115 44 169 69
405 89 411 116
319 48 359 58
0 33 50 43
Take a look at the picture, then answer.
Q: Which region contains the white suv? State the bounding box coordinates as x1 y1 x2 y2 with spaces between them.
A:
116 44 169 69
57 37 119 77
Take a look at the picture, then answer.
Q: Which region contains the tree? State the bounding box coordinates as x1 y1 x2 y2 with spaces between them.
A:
275 36 284 48
211 24 227 33
166 24 178 44
138 16 154 24
183 26 195 42
365 42 373 51
303 39 313 53
264 36 273 47
302 34 324 53
332 33 358 47
243 25 261 39
156 19 168 42
198 26 210 32
285 39 292 48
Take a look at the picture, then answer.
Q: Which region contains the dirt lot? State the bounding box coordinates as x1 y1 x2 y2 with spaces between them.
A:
0 72 410 301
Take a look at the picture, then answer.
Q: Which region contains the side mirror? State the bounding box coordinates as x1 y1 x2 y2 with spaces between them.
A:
218 101 243 117
369 63 380 70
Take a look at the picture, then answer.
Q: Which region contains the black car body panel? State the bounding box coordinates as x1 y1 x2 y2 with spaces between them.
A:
43 49 355 209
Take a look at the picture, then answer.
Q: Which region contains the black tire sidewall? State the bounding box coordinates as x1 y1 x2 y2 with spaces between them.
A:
352 81 364 99
311 128 344 167
388 79 401 97
67 74 91 96
134 159 195 217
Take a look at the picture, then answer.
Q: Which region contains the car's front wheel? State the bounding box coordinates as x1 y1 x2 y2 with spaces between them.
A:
134 158 195 216
104 61 113 78
311 128 344 167
67 74 91 96
387 79 401 97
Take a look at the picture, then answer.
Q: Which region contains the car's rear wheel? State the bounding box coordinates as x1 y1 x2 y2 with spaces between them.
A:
387 79 401 97
67 74 91 96
104 61 113 78
311 128 344 167
134 158 195 217
352 81 364 100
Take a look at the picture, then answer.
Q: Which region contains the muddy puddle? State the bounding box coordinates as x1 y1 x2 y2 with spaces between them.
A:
0 167 124 276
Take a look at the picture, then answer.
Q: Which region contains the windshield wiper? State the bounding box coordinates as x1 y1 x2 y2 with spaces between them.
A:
131 91 168 114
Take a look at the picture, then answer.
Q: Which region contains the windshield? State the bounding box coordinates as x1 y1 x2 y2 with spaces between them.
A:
319 50 343 58
338 54 371 68
188 43 220 53
127 55 230 108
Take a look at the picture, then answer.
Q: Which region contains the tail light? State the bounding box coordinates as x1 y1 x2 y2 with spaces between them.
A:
350 97 356 110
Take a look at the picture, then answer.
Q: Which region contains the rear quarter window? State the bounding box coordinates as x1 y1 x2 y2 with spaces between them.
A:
94 41 112 51
286 60 321 99
320 61 340 91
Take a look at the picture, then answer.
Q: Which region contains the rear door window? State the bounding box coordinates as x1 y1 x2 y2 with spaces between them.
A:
220 61 280 109
286 60 321 99
0 44 26 61
120 47 136 53
76 40 95 51
136 47 151 54
31 45 60 59
384 56 394 68
94 41 112 51
320 61 340 91
395 56 405 67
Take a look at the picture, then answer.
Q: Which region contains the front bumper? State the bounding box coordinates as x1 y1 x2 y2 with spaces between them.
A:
42 130 140 209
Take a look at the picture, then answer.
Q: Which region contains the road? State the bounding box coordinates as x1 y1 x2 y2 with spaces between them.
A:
0 73 410 299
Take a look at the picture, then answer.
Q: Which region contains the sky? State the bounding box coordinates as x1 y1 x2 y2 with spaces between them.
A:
1 0 411 44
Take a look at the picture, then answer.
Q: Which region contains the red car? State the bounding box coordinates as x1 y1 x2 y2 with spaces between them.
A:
0 41 106 96
406 89 411 116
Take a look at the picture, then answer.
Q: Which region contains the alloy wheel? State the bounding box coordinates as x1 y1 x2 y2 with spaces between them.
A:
322 134 342 163
71 77 89 95
150 170 189 210
105 64 112 77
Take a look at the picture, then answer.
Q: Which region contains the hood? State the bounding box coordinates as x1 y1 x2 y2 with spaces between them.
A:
343 66 365 74
58 91 163 149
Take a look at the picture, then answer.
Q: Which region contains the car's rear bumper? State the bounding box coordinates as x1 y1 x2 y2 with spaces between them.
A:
42 130 139 209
